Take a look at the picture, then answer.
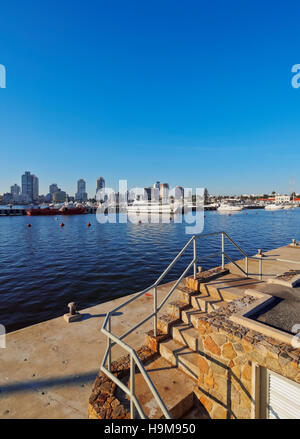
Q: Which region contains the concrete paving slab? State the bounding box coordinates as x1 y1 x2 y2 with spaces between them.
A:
0 279 183 419
125 356 196 418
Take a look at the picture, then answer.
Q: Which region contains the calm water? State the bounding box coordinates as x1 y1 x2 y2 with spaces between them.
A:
0 209 299 332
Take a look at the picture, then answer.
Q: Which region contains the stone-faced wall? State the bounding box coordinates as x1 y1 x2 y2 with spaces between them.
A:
88 345 156 419
195 298 300 419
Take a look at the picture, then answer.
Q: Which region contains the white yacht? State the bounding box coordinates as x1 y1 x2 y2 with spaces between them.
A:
217 202 243 212
126 199 181 214
265 204 284 211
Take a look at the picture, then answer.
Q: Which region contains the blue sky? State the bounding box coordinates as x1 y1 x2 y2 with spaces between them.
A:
0 0 300 196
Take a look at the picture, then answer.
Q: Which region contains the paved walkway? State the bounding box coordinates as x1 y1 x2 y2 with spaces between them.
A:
0 280 179 418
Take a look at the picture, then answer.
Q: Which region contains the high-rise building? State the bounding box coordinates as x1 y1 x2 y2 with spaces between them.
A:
153 181 160 190
21 171 39 203
11 184 20 197
174 186 184 199
32 175 39 202
96 176 105 193
10 184 21 203
160 183 169 200
143 187 152 200
49 184 59 196
75 179 88 202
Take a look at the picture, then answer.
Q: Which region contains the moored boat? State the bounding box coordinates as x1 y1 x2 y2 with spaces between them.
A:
264 204 284 211
26 206 86 215
217 202 243 212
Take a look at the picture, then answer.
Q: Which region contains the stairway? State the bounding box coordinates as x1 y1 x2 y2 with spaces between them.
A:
136 272 258 418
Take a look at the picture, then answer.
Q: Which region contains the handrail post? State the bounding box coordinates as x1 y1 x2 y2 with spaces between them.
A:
221 233 225 269
193 236 197 280
107 315 111 371
154 286 157 337
130 354 136 419
245 256 248 277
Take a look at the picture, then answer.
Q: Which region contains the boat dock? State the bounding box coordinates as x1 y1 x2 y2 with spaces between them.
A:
1 238 300 418
0 208 26 216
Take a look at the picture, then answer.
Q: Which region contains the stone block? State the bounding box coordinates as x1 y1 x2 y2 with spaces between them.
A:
198 356 210 375
204 336 221 356
222 342 237 360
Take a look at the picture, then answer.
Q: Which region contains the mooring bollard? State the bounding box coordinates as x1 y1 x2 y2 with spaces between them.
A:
68 302 77 315
63 301 82 323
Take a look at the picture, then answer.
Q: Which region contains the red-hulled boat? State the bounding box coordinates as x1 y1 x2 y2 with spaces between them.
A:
26 206 86 216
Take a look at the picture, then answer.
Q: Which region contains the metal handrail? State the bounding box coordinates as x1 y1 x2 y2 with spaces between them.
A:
99 231 271 418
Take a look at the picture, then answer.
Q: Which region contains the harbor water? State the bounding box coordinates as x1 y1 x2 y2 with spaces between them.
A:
0 209 299 332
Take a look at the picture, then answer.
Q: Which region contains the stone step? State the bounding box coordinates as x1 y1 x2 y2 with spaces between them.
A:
159 338 199 381
191 295 228 312
167 300 190 319
171 323 199 351
181 306 206 328
157 314 180 334
128 356 196 418
176 287 199 305
198 274 260 301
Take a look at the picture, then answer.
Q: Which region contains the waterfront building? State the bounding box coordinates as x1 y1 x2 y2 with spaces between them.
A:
75 179 88 202
53 189 67 203
153 181 160 190
21 171 39 203
275 194 291 204
2 192 13 204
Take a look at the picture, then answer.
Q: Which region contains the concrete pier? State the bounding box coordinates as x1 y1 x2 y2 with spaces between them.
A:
0 280 180 418
1 241 300 419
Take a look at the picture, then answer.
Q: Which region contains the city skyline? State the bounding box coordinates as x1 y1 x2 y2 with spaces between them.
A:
1 169 299 204
1 2 300 197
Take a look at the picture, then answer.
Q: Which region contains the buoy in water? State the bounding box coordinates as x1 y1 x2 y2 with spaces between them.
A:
60 222 64 227
138 220 142 224
87 222 91 227
27 224 31 228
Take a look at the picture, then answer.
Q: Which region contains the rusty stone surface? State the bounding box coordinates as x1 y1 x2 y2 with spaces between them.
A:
185 267 229 291
145 329 170 352
88 345 157 419
157 313 180 334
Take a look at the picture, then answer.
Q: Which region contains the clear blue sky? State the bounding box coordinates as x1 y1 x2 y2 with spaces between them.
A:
0 0 300 197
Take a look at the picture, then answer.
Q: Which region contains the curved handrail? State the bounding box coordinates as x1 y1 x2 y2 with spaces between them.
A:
100 230 266 418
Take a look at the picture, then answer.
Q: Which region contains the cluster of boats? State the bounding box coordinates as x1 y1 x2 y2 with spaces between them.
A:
217 202 298 212
26 203 86 216
22 199 299 216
